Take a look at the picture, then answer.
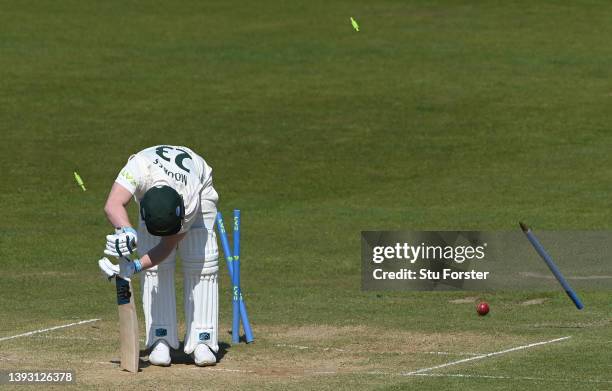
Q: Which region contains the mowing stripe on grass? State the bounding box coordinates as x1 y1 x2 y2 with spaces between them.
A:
275 343 347 352
402 336 571 376
0 319 100 342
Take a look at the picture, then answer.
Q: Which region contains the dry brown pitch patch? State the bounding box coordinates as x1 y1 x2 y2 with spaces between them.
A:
0 321 534 389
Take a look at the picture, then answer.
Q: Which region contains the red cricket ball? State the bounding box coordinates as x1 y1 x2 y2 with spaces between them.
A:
477 302 490 316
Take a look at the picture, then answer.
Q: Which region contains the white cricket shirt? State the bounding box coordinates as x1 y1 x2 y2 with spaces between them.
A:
115 145 218 233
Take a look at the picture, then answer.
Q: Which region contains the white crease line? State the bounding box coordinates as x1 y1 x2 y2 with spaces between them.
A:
403 336 571 376
423 351 482 356
0 319 101 342
31 335 102 341
412 373 612 384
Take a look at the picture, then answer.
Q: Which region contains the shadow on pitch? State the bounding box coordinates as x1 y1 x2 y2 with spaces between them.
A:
110 341 230 370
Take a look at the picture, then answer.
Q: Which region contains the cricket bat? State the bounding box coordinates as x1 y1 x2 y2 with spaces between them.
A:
115 272 139 372
113 227 139 372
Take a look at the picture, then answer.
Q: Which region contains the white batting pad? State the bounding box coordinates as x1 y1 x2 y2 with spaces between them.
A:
138 224 179 349
179 225 218 263
180 227 219 354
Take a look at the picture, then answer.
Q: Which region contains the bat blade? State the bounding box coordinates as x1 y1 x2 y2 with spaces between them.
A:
116 276 139 372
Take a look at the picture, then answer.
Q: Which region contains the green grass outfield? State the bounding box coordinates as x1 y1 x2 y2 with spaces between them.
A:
1 1 611 389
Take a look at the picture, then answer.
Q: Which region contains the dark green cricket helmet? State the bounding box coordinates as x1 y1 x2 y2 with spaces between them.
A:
140 185 185 236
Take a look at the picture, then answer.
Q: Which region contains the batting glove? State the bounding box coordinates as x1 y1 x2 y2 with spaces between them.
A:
104 227 138 257
98 256 142 281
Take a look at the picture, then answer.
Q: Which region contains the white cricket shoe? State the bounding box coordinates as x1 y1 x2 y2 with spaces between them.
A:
149 340 171 366
193 344 216 366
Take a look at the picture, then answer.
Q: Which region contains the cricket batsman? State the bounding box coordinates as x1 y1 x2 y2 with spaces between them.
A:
98 145 219 367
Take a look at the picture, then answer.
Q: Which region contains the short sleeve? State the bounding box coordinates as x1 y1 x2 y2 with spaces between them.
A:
115 155 143 194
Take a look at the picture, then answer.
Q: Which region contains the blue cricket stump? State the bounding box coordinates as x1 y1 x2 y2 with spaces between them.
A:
520 222 584 310
233 210 254 343
216 211 254 343
232 210 241 344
